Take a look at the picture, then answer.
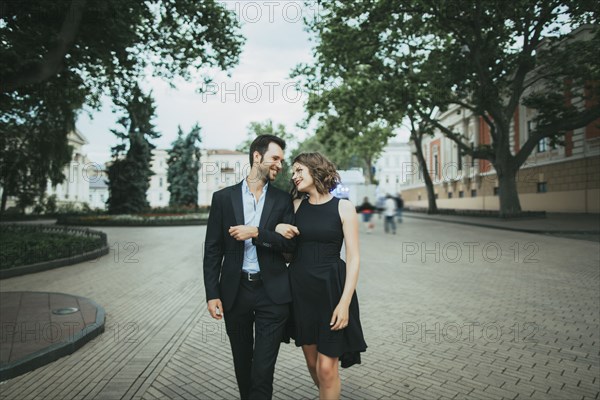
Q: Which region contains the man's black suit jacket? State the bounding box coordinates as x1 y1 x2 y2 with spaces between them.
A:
203 181 296 312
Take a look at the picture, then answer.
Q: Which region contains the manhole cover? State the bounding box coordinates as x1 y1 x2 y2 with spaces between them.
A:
52 307 79 315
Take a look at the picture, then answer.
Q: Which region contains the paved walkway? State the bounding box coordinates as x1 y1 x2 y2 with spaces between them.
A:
0 217 598 399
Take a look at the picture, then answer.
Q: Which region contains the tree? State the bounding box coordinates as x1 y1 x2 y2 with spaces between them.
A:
314 117 394 184
106 85 159 214
1 0 243 213
237 120 296 191
0 74 81 213
292 64 396 184
167 124 202 207
1 0 243 94
289 134 328 161
296 0 599 217
406 112 439 214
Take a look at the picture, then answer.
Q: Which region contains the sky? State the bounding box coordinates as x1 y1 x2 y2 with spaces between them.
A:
76 1 321 165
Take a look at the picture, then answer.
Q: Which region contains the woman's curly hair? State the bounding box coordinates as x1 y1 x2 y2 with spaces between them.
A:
290 152 341 199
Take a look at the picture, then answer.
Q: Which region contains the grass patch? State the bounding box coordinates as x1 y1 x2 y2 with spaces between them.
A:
0 226 106 269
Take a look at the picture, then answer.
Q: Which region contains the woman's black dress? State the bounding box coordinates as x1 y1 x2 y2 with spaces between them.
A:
289 197 367 368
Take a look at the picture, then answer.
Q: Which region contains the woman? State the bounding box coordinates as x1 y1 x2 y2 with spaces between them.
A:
357 197 376 233
276 152 367 400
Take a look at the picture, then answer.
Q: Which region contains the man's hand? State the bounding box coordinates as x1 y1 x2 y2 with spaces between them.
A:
208 299 224 320
275 223 300 239
228 225 259 241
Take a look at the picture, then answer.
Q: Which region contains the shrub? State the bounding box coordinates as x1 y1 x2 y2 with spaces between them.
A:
0 225 106 269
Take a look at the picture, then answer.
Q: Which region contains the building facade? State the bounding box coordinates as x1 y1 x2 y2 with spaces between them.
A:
197 149 249 207
45 129 92 210
400 24 600 214
110 148 249 208
147 149 170 207
374 141 413 199
400 102 600 213
88 169 109 210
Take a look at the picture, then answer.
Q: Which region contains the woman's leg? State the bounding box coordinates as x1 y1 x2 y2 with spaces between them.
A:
316 352 341 400
302 344 320 388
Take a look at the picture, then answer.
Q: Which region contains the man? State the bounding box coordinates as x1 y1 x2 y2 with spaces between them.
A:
395 193 404 223
203 135 298 399
383 194 397 234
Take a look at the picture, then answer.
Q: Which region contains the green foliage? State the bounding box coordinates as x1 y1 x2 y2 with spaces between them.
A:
167 124 202 207
0 73 80 213
0 0 243 213
57 213 208 227
45 195 58 214
0 226 105 269
295 0 599 215
1 0 244 95
107 85 159 214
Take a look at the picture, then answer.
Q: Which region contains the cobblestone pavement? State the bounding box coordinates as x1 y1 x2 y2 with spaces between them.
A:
0 218 598 400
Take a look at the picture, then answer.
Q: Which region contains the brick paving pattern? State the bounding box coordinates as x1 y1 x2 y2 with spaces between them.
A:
0 218 598 399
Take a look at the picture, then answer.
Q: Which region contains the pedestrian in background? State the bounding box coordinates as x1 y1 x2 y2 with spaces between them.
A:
357 197 376 233
394 193 404 223
383 194 397 234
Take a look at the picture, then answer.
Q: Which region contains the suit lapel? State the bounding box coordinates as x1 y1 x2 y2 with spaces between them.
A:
259 186 275 228
231 181 244 226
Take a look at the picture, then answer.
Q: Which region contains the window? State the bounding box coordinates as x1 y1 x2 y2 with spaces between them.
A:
435 193 439 199
471 189 477 197
100 194 105 201
89 195 92 201
159 193 163 201
418 194 422 201
527 120 535 136
537 182 547 193
434 154 439 180
537 138 548 153
396 176 399 183
386 176 389 183
159 177 163 187
457 147 462 171
448 192 453 199
459 191 464 198
493 187 499 196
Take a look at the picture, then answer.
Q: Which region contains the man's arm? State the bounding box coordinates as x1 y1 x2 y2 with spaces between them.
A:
203 192 224 303
253 195 296 253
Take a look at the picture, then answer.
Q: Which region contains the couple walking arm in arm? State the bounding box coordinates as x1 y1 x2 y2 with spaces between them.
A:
203 136 366 400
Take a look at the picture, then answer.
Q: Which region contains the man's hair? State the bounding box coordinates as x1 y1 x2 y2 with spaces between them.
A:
290 152 340 199
248 135 286 165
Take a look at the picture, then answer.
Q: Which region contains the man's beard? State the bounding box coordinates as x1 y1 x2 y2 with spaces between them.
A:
258 163 276 182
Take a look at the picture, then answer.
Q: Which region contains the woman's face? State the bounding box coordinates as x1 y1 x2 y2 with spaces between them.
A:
291 162 314 192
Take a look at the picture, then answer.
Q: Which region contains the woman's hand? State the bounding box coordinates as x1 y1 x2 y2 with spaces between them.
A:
330 302 350 331
275 223 300 239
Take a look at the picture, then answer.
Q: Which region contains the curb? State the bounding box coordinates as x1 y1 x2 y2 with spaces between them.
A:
404 214 600 235
0 292 106 382
0 246 110 280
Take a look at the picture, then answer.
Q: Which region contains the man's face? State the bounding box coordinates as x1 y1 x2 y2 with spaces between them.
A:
254 142 284 182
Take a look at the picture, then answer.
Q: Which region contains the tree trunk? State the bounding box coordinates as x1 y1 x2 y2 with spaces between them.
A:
365 156 374 184
413 131 438 214
494 157 522 218
0 189 8 214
